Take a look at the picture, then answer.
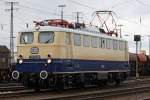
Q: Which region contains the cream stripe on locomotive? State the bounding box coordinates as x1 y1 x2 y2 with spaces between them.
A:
17 26 128 62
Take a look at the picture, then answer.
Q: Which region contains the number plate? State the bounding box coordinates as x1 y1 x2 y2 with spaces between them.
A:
31 47 39 54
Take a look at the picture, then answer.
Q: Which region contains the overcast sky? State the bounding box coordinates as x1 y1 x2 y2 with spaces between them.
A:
0 0 150 54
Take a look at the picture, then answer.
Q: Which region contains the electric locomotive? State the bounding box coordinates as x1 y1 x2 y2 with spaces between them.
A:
12 19 129 89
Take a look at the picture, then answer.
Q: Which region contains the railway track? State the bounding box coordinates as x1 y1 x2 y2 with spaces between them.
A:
0 85 25 92
0 77 150 100
0 82 25 92
0 82 19 87
44 84 150 100
143 97 150 100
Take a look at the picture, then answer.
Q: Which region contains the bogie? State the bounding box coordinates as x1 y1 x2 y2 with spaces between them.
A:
19 72 127 90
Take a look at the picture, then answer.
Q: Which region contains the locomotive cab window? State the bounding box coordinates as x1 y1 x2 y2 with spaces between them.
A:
39 31 54 43
20 32 33 44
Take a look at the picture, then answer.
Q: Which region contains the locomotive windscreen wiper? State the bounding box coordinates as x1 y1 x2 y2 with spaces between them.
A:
22 37 27 44
44 39 50 43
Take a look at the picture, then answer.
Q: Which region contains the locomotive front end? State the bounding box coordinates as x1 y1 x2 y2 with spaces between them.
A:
12 28 57 88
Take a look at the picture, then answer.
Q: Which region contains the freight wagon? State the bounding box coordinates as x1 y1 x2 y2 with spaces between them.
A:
0 45 10 81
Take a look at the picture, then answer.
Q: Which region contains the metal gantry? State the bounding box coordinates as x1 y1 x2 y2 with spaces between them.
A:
58 4 66 26
5 1 19 66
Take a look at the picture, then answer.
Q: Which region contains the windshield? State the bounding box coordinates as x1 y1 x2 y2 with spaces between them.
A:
20 32 33 44
39 31 54 43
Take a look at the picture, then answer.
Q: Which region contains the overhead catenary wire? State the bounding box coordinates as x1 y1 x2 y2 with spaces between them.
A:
111 0 137 9
4 1 150 31
20 0 59 12
135 0 150 8
1 0 150 32
66 0 148 28
20 5 73 19
66 0 97 10
20 5 60 16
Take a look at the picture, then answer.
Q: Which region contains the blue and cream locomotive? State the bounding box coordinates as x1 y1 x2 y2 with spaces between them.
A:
12 19 129 89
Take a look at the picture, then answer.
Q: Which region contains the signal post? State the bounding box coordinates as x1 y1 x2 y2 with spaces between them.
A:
134 35 141 79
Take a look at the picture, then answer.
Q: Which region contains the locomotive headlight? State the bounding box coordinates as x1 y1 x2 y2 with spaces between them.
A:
18 54 23 64
47 54 52 63
19 59 23 64
47 59 51 63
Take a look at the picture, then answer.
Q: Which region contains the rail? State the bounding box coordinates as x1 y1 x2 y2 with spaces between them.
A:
0 77 150 100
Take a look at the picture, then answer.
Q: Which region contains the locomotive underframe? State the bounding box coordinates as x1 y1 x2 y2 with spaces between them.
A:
19 71 128 89
15 58 129 89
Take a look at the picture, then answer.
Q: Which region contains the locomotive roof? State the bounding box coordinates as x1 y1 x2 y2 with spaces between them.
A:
20 26 126 41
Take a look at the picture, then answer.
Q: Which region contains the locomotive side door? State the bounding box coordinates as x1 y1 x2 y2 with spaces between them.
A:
65 32 73 59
